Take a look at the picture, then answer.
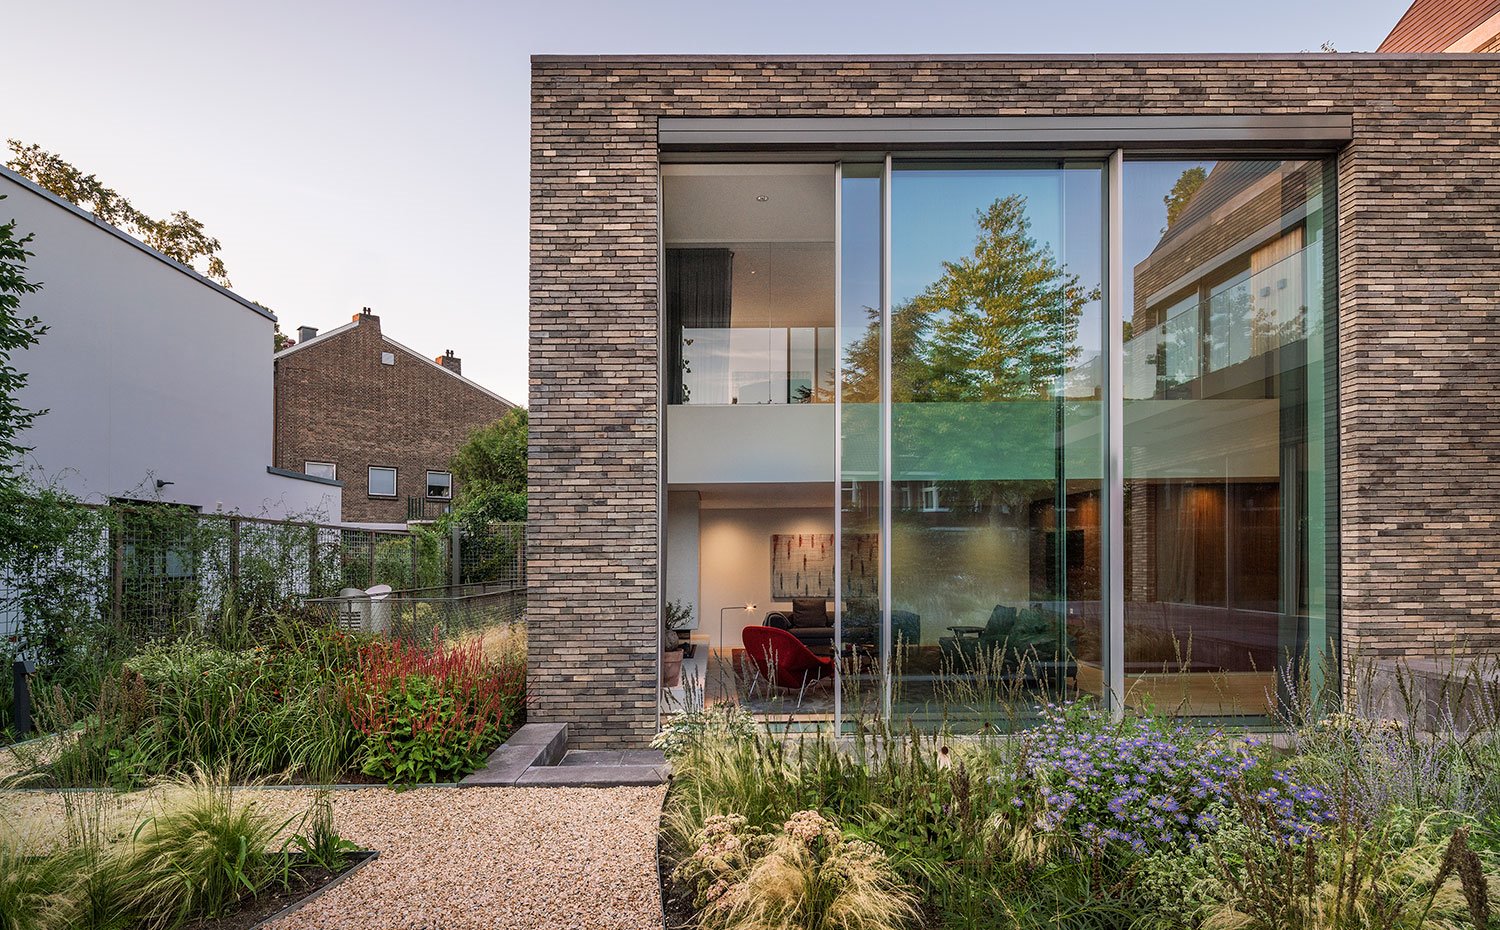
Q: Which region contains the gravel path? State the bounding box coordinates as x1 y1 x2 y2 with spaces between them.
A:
1 785 668 930
269 786 667 930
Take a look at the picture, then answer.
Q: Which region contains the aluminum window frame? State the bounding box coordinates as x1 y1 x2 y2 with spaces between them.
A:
655 129 1344 725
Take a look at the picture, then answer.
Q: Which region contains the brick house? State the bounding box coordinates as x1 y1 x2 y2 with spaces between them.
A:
274 309 518 526
1379 0 1500 52
528 52 1500 749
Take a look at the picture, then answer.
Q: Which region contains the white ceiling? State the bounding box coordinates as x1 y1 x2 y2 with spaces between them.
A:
725 241 834 328
664 164 835 244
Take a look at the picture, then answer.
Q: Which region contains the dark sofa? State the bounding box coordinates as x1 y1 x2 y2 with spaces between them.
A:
939 603 1077 686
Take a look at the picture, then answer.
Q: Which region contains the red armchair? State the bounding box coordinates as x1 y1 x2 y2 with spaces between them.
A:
741 625 834 708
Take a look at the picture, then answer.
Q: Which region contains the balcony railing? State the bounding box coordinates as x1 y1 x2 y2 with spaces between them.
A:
675 325 835 405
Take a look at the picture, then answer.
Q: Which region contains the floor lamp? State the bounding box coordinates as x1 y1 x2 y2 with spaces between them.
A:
716 603 756 698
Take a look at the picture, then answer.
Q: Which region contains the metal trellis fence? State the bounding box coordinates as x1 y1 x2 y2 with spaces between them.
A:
0 501 524 653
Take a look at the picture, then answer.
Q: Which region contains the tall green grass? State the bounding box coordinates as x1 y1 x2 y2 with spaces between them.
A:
0 770 350 930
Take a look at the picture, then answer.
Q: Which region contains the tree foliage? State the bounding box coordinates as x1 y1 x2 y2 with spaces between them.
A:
451 408 527 495
0 197 46 500
843 194 1097 404
444 408 528 527
1164 166 1208 229
6 139 232 286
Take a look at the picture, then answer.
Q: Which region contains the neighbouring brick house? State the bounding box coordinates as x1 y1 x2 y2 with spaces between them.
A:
1379 0 1500 53
274 309 518 526
529 50 1500 750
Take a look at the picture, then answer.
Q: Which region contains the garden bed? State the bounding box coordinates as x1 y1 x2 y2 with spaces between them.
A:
654 690 1500 930
181 851 377 930
6 619 526 791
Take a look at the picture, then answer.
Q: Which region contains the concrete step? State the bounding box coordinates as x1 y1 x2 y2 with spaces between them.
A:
459 723 670 787
514 764 670 787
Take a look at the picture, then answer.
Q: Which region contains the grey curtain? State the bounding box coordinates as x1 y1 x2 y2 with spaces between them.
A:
666 248 733 403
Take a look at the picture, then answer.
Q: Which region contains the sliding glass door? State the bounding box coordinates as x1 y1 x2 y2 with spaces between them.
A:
883 161 1106 729
667 152 1339 730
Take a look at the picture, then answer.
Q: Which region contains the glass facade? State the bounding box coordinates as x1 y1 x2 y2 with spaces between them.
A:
663 153 1337 727
838 163 885 719
886 162 1105 728
1120 158 1337 718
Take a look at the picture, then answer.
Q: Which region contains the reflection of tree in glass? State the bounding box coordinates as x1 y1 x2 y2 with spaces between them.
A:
843 195 1099 403
1163 166 1207 231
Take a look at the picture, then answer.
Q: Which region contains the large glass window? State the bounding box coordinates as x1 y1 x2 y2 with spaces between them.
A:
661 164 839 717
1121 158 1336 718
886 162 1105 729
664 165 836 406
838 162 885 720
660 151 1336 729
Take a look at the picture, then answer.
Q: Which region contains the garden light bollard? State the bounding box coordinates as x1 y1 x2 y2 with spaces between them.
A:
12 658 36 737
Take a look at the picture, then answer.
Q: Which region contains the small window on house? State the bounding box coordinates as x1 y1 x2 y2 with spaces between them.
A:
426 471 452 500
368 466 397 497
304 461 336 481
381 351 395 366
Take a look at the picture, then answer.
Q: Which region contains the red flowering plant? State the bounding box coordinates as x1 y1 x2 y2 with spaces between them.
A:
342 629 525 785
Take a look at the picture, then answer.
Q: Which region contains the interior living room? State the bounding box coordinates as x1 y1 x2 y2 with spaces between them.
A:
659 163 840 716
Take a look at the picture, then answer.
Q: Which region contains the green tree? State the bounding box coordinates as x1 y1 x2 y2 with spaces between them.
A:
451 408 527 495
6 140 231 286
446 408 528 525
843 194 1097 404
0 197 46 498
1164 166 1208 229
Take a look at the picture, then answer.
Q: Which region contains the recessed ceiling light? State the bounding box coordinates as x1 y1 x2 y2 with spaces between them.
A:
755 194 769 202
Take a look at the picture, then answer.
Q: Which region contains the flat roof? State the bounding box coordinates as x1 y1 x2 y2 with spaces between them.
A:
533 51 1500 63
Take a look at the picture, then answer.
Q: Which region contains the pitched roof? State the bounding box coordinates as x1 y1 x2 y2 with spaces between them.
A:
0 164 274 322
1379 0 1500 52
274 320 518 409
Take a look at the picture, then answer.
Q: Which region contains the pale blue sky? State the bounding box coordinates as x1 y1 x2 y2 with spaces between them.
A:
3 0 1408 403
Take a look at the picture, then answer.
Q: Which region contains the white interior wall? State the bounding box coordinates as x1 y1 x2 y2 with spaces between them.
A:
665 490 701 632
699 504 834 650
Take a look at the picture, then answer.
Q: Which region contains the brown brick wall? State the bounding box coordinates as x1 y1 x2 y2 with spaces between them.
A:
274 313 515 524
531 54 1500 746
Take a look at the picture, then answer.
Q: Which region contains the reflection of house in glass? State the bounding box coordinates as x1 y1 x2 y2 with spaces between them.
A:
1114 160 1330 716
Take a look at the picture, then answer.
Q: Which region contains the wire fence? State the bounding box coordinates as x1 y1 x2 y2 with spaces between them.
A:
0 499 525 657
304 582 525 645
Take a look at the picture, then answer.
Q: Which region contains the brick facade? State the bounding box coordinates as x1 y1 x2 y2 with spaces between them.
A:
531 54 1500 747
274 311 516 525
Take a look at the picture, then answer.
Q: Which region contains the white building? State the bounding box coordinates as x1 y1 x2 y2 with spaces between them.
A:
2 166 340 520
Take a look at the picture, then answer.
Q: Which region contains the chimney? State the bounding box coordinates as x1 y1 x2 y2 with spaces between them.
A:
351 307 380 334
437 349 462 375
297 325 318 343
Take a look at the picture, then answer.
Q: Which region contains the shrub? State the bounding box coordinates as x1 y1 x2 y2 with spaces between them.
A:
676 810 919 930
344 633 524 785
1192 805 1499 930
41 628 361 789
120 769 292 928
1008 701 1335 855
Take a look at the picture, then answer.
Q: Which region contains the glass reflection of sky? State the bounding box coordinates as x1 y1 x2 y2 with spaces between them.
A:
891 163 1105 372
